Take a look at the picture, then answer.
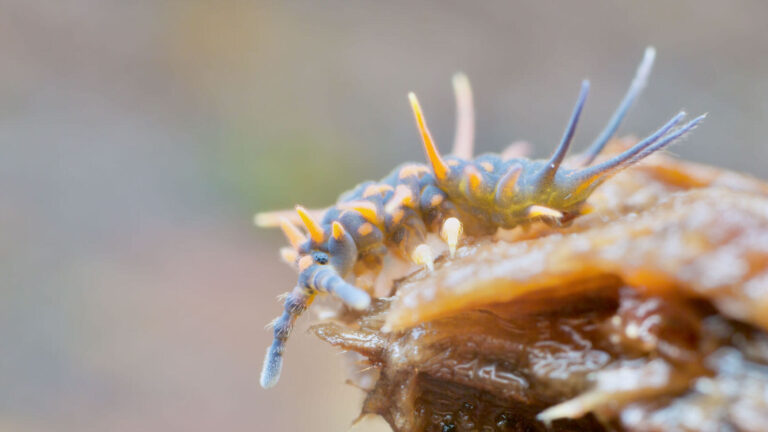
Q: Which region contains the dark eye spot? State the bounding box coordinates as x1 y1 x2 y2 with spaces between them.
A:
312 252 329 265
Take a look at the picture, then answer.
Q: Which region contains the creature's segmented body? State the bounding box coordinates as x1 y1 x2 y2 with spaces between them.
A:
256 48 705 388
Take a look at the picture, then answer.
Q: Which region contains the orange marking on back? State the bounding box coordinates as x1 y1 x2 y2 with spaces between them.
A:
465 165 483 192
480 162 494 172
386 185 414 214
394 185 414 206
357 222 374 236
362 184 394 198
338 201 380 225
391 208 405 224
398 164 430 179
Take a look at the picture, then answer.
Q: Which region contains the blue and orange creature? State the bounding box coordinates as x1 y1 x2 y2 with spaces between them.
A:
254 47 705 388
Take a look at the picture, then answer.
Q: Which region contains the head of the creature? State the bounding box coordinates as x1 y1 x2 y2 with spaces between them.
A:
287 211 369 309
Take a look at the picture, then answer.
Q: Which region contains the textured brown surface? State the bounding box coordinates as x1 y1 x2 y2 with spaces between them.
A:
313 146 768 431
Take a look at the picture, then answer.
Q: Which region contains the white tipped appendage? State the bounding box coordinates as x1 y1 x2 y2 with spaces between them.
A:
440 217 463 258
527 205 564 219
260 347 283 389
411 243 435 272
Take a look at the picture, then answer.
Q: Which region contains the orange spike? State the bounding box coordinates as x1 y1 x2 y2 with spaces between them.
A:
408 93 449 180
338 201 380 225
295 205 325 243
279 218 307 249
331 221 346 240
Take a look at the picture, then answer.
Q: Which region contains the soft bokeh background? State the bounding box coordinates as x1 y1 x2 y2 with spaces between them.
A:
2 1 767 431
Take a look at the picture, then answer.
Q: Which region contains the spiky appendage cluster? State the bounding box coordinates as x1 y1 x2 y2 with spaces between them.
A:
255 47 705 389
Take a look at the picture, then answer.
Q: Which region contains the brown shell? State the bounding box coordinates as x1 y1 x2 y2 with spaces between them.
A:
312 141 768 432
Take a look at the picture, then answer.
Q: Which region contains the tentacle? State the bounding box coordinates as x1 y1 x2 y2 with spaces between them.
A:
260 285 314 388
581 47 656 165
541 80 590 183
575 112 705 191
451 73 475 159
409 93 450 181
622 114 706 167
310 266 371 310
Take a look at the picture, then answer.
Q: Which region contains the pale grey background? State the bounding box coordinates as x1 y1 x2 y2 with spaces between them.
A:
1 1 766 431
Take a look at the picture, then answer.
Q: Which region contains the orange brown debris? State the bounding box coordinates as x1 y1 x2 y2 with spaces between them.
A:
311 145 768 431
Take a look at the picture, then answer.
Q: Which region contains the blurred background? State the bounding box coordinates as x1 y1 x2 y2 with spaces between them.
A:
2 1 767 431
